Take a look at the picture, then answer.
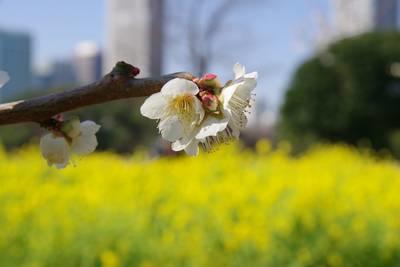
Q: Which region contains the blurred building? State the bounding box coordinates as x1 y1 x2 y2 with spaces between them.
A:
334 0 399 38
33 60 76 89
316 0 399 50
375 0 399 29
0 29 31 101
50 60 76 87
105 0 164 76
74 41 102 85
334 0 375 38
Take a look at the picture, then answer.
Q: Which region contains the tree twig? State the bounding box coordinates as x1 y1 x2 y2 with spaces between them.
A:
0 62 194 126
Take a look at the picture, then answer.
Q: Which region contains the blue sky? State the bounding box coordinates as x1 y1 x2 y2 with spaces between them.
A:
0 0 330 111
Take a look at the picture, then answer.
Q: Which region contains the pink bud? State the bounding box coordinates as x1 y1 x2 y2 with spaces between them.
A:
203 73 217 81
199 73 222 90
201 92 219 112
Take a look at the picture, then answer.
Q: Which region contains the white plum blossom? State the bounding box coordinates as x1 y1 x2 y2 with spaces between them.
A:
220 63 257 138
140 63 257 156
70 120 101 155
140 78 204 142
172 63 257 155
0 71 10 89
40 134 70 169
40 118 101 169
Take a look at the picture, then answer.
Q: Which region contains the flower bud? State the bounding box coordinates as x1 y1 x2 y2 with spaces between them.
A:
200 91 219 112
61 116 81 139
199 73 222 91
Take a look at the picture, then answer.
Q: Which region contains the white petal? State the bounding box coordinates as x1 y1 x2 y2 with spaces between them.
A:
196 116 229 139
71 133 98 155
229 123 241 139
233 63 245 79
55 161 69 169
244 71 258 79
140 92 168 119
184 139 199 156
158 116 184 142
171 131 194 150
221 83 240 107
161 78 199 96
242 77 257 92
171 137 199 156
80 121 101 136
234 79 256 101
40 133 70 168
221 78 256 109
0 71 10 88
193 97 205 124
171 138 188 152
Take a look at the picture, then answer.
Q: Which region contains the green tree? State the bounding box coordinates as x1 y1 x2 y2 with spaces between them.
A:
279 32 400 155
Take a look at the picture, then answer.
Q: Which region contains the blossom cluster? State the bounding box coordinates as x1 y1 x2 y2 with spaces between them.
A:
0 63 256 168
140 63 257 155
39 116 100 169
0 71 100 169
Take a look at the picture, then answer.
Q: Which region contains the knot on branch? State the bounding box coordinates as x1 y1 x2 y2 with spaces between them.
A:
39 115 63 132
110 61 140 79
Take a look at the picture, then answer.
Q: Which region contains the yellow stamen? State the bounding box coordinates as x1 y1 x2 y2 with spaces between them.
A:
169 95 195 121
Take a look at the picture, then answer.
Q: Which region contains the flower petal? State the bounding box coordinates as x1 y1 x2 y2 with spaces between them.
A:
221 83 241 107
71 133 98 155
193 97 205 124
171 138 187 152
0 71 10 88
221 78 256 110
196 116 229 139
40 133 70 168
233 63 245 79
55 161 70 169
140 92 168 119
245 71 258 79
158 116 184 142
229 124 241 139
184 139 199 156
80 121 101 136
171 137 199 156
161 78 199 96
235 79 256 101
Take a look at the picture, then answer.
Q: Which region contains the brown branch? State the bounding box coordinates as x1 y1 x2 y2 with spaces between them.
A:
0 62 194 126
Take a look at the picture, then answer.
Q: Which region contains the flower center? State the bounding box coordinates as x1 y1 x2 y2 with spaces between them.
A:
169 95 195 121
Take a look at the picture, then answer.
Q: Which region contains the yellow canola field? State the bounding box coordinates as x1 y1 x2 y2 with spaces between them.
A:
0 142 399 267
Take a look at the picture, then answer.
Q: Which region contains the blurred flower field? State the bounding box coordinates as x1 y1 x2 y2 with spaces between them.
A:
0 142 400 267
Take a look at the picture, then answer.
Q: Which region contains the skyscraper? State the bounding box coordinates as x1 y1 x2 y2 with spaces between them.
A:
333 0 399 38
104 0 164 77
333 0 375 38
74 41 102 85
0 29 31 101
375 0 399 30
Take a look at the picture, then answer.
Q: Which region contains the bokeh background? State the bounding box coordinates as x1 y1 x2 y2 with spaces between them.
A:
1 0 400 266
